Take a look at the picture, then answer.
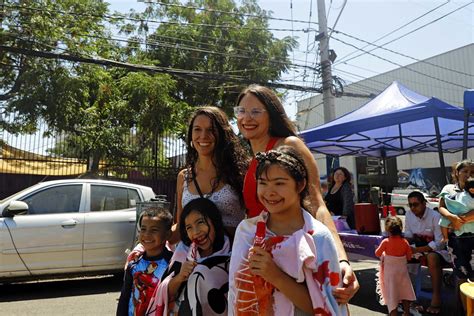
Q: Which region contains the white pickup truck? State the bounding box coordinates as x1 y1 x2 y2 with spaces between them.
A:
390 188 440 215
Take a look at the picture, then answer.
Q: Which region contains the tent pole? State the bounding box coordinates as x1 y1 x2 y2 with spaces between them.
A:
398 124 404 150
381 149 388 206
434 116 449 185
463 108 469 160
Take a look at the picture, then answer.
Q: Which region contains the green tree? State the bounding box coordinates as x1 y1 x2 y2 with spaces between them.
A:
0 0 111 133
118 0 296 115
1 0 189 173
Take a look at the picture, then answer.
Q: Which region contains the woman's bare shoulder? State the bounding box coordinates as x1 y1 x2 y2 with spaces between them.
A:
278 136 305 148
177 169 188 181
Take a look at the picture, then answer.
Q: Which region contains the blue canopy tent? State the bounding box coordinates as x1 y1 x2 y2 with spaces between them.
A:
300 81 474 184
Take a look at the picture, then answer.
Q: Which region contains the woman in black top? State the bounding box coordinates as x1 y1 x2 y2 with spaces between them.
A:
325 167 355 228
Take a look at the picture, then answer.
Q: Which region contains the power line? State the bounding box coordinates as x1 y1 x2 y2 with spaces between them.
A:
332 2 473 77
302 0 314 80
335 1 450 64
142 1 320 27
4 1 470 90
4 25 320 74
2 3 314 33
331 35 470 89
5 1 469 79
0 44 327 93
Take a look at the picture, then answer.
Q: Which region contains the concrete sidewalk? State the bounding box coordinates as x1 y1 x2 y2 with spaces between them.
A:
347 253 457 316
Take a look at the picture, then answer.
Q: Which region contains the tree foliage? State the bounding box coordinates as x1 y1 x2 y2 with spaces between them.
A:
118 0 296 115
0 0 188 171
1 0 295 172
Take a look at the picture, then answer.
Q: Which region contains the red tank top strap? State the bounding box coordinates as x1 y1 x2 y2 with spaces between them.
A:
266 137 279 151
243 137 280 218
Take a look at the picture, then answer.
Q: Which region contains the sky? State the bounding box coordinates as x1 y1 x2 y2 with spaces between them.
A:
108 0 473 118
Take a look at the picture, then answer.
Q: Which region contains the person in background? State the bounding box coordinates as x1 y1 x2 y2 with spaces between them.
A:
117 207 173 316
438 160 474 233
235 84 359 303
228 147 348 315
171 106 248 243
375 216 415 316
439 177 474 242
438 160 474 314
405 191 449 315
147 198 231 316
321 181 329 198
324 167 355 229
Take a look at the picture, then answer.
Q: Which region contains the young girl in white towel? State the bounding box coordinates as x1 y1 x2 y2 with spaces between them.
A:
228 146 347 316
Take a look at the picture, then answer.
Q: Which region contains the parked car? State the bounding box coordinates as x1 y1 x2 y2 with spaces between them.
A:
0 179 156 283
390 188 439 215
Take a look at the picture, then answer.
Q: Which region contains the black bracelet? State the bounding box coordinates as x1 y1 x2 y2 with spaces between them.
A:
339 259 351 265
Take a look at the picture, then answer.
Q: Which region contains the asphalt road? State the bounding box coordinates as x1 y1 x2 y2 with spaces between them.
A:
0 223 458 316
0 260 457 316
1 268 389 316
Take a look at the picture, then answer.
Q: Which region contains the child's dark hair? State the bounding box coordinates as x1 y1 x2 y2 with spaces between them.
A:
255 146 309 209
466 177 474 197
138 207 173 231
385 216 403 236
179 198 226 252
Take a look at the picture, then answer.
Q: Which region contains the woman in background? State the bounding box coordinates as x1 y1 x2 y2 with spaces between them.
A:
325 167 355 229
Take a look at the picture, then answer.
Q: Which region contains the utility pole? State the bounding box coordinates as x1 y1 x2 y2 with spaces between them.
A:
316 0 338 176
317 0 335 124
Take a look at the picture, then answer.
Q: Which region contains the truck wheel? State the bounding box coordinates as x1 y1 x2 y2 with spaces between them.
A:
396 207 406 215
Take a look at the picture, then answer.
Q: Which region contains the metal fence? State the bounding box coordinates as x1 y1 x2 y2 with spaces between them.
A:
0 119 187 211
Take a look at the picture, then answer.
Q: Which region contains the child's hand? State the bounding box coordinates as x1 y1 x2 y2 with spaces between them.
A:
333 261 359 304
449 214 465 230
177 260 197 282
248 246 283 283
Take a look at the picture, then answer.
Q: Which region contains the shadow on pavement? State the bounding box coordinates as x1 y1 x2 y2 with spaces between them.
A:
0 274 123 302
350 268 387 314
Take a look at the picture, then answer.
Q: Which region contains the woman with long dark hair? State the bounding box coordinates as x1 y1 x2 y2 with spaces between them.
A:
172 106 248 242
235 85 359 303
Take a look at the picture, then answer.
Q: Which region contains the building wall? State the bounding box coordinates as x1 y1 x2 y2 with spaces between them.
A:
297 44 474 193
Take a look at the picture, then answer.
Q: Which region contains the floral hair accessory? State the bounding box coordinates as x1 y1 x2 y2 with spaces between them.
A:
255 150 307 179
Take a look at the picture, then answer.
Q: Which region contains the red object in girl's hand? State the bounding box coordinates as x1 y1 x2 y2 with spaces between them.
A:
190 240 198 261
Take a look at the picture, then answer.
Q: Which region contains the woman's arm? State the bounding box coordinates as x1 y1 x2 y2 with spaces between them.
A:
340 183 355 218
438 197 465 230
281 136 359 303
249 247 313 313
460 209 474 223
169 170 185 245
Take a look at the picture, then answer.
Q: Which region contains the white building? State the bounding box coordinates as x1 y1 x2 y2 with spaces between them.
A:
296 44 473 199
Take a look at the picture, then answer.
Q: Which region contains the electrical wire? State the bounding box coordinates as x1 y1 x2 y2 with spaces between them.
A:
4 2 470 78
1 3 314 33
331 35 470 89
335 0 450 64
332 2 473 77
302 0 314 80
